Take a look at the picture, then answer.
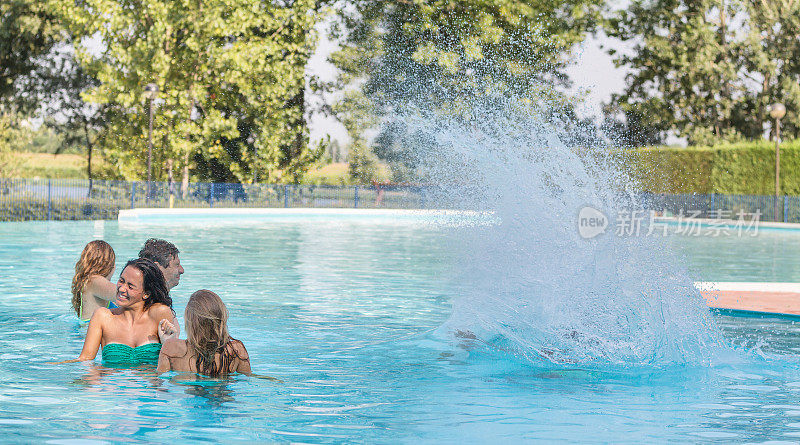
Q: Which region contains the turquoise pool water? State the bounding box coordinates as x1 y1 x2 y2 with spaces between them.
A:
668 230 800 282
1 218 800 443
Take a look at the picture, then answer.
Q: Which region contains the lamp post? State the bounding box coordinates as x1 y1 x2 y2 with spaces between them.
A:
144 83 159 200
768 102 786 221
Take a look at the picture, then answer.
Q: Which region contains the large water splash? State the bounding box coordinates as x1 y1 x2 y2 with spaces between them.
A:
384 92 724 366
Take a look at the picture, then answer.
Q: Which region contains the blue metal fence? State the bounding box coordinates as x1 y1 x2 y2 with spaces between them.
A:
3 177 800 223
0 178 429 221
636 192 797 223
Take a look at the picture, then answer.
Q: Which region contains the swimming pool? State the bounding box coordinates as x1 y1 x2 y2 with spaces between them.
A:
1 216 800 443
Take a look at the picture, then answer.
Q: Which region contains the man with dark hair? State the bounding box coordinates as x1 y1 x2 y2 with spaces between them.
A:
139 238 184 289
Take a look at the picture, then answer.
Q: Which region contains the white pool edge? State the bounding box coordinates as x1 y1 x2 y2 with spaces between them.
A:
694 281 800 293
118 207 491 222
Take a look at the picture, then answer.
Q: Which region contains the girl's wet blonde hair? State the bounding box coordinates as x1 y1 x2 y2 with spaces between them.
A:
185 289 244 376
71 240 115 316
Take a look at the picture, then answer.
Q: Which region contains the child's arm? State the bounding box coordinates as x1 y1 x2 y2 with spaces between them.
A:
156 339 184 373
156 349 172 373
235 341 251 375
151 304 180 338
86 275 117 302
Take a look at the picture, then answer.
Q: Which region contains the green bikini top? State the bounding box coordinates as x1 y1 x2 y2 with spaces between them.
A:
102 342 162 367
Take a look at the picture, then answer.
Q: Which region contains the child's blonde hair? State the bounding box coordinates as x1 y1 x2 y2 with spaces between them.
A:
185 290 244 376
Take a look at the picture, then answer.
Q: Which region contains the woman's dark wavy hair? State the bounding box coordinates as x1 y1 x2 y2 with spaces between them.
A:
124 258 173 313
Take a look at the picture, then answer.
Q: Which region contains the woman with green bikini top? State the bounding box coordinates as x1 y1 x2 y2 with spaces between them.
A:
55 258 180 367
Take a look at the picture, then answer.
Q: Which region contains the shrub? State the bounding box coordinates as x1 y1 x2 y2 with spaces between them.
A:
630 141 800 195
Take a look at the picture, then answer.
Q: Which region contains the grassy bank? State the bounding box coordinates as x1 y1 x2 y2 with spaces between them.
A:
5 152 94 179
3 152 391 186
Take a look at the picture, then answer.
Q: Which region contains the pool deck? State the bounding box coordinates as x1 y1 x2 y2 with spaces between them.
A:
696 282 800 316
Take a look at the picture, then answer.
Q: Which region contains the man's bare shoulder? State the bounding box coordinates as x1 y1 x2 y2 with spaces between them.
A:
161 339 188 357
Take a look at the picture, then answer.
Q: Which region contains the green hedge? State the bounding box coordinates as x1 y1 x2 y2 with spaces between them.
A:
0 199 123 222
630 141 800 195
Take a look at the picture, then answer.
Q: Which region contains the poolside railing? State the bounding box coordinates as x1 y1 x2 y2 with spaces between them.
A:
0 178 429 221
635 192 796 223
1 177 800 223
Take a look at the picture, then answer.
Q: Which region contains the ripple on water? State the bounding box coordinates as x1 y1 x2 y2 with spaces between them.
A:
689 431 740 439
0 419 34 425
46 440 111 445
728 385 780 392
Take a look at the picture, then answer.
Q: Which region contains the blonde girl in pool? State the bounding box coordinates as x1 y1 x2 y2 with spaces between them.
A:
157 290 251 376
71 240 117 323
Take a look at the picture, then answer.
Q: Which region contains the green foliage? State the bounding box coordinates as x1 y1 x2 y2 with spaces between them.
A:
607 0 800 144
348 143 380 184
711 141 800 195
0 0 63 110
333 0 603 93
57 0 322 184
629 146 715 194
0 114 33 176
630 141 800 195
0 198 122 222
301 162 354 186
330 0 604 178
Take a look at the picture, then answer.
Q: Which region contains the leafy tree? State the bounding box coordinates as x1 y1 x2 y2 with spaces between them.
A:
329 0 604 174
0 0 63 111
59 0 323 186
0 0 67 176
737 0 800 139
347 142 379 183
33 42 107 188
335 90 379 182
606 0 800 145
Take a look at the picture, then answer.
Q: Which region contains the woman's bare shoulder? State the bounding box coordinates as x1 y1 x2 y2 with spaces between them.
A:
92 306 113 320
160 339 188 357
148 303 175 320
88 306 112 327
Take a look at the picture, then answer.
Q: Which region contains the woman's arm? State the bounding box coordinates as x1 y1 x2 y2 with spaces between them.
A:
77 309 106 360
151 304 180 338
48 309 106 364
156 349 172 373
86 275 117 302
156 339 185 373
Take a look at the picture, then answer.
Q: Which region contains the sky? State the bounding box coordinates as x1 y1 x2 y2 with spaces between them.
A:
306 31 632 146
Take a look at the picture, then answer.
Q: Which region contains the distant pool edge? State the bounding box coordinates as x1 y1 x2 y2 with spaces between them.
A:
118 207 495 224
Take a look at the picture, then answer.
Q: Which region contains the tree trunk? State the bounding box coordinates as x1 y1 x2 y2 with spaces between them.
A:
182 151 189 199
167 157 174 192
84 121 93 196
718 0 729 133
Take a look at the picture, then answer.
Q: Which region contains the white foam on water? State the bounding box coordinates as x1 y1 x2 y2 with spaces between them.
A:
386 92 725 365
